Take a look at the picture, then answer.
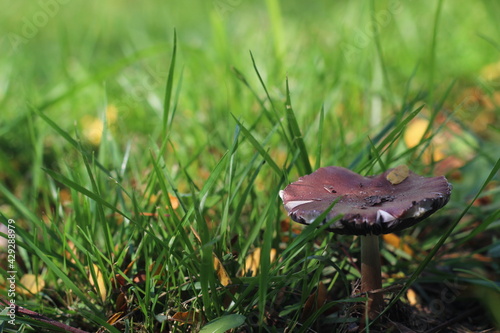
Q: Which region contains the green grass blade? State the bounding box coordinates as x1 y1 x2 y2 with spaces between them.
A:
285 77 312 174
264 0 284 75
453 268 500 293
258 188 278 327
188 180 219 319
162 30 177 137
427 0 444 106
232 115 282 176
220 126 240 247
366 136 387 174
369 0 393 105
43 168 132 221
199 314 246 333
315 105 325 170
0 183 40 223
249 51 292 148
454 208 500 248
78 146 115 257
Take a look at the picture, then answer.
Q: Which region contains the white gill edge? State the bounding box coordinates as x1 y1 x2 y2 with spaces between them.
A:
377 209 396 223
284 200 315 211
278 190 285 200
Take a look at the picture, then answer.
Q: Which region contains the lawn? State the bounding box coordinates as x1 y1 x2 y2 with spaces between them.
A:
1 0 500 332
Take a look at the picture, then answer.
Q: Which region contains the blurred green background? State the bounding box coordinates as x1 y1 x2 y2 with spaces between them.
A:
1 0 499 125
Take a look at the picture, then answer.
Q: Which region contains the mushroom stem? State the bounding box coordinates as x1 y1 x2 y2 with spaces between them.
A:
360 235 384 320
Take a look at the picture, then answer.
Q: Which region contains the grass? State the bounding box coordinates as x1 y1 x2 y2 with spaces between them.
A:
1 0 500 332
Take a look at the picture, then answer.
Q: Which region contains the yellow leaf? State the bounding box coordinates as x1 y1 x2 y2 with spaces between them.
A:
301 281 327 321
107 311 124 325
17 274 45 295
149 261 164 277
270 248 277 264
382 233 414 256
89 264 107 302
240 248 277 277
213 254 232 286
386 165 410 185
59 188 72 205
171 311 205 325
64 240 78 264
240 248 261 277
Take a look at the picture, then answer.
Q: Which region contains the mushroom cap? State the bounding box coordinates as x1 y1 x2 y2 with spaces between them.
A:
279 166 452 236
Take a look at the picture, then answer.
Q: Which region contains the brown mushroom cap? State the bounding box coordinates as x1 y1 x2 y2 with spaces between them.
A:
280 166 452 236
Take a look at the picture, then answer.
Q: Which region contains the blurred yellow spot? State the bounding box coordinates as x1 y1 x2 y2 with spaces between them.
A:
149 194 158 203
480 60 500 82
81 115 104 145
404 118 428 149
406 288 419 306
106 104 118 124
17 274 45 295
80 104 118 146
404 118 445 164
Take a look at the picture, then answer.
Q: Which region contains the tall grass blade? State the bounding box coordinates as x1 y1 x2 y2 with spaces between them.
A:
43 168 132 221
369 0 393 105
427 0 444 106
78 145 114 256
258 189 277 328
232 115 282 176
188 179 219 319
199 314 246 333
162 30 177 137
285 77 312 174
249 52 292 148
315 105 325 170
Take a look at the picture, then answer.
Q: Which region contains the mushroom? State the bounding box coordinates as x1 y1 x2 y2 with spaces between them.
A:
279 166 452 321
